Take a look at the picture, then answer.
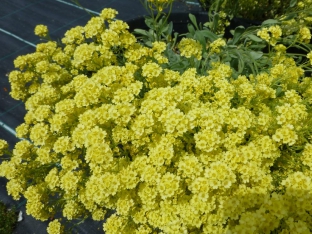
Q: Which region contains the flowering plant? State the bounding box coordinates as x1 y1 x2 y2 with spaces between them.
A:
200 0 295 21
0 199 18 233
1 0 312 233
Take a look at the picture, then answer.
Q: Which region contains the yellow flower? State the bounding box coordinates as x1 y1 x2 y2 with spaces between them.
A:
257 27 270 42
47 219 64 234
157 172 180 199
301 143 312 168
152 41 167 53
34 24 48 37
258 25 282 46
36 146 57 164
103 214 127 234
6 179 25 200
0 139 8 156
92 208 106 221
209 38 226 53
299 27 311 43
84 17 104 38
45 168 60 190
116 197 134 215
177 153 203 179
53 136 75 154
85 143 113 165
63 200 81 220
269 25 282 39
307 51 312 65
60 171 80 194
61 26 85 45
272 125 298 146
100 8 118 21
178 38 202 60
142 62 162 79
12 140 33 160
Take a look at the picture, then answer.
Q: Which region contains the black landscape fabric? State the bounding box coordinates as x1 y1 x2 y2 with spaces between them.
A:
0 0 201 233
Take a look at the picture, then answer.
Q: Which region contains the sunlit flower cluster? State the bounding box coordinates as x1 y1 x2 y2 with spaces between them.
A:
0 139 8 156
34 24 49 37
1 4 312 234
307 51 312 65
257 25 282 46
178 38 202 60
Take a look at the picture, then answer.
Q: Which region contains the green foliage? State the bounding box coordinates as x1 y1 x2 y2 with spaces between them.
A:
0 201 17 234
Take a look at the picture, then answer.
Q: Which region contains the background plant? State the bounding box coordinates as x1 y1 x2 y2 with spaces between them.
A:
0 200 17 234
200 0 292 21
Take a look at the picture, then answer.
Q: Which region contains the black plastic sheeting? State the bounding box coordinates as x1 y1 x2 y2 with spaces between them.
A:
0 0 201 233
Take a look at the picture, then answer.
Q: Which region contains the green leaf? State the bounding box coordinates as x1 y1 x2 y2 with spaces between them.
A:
290 0 297 7
172 32 179 46
276 87 283 97
229 53 238 58
145 41 153 47
189 13 199 30
238 59 244 74
249 51 263 60
160 24 169 34
244 25 260 32
133 29 149 36
247 34 263 42
282 13 297 21
200 29 218 42
187 24 196 35
233 51 245 74
231 26 245 45
261 19 279 25
204 22 212 28
145 18 154 29
167 21 173 35
195 31 206 49
212 13 220 32
249 44 267 49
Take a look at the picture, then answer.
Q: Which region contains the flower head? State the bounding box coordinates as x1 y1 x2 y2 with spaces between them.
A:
100 8 118 21
47 219 64 234
0 140 8 156
178 38 202 60
34 24 48 37
307 51 312 65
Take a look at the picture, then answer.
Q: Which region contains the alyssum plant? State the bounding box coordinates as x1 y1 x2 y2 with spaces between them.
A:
1 0 312 233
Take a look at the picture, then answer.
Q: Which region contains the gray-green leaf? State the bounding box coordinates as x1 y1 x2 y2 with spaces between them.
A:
249 51 263 60
247 34 263 42
290 0 297 7
189 13 199 30
261 19 279 25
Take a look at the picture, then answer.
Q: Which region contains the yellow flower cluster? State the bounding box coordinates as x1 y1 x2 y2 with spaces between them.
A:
34 24 48 37
0 139 8 156
307 51 312 65
209 38 226 53
299 27 311 43
257 25 282 46
178 38 202 60
47 219 64 234
1 7 312 234
100 8 117 22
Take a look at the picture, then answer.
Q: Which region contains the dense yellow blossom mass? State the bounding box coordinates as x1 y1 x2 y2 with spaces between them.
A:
1 3 312 234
